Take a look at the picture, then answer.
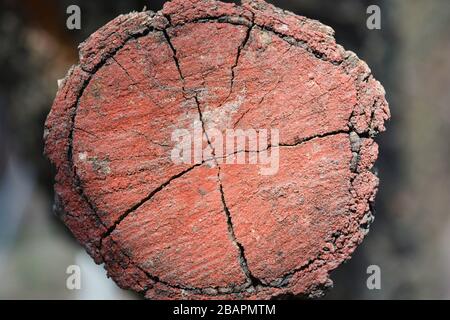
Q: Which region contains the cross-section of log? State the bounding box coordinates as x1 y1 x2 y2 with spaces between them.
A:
44 0 389 299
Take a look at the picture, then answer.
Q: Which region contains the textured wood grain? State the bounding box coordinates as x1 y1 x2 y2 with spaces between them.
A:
44 0 389 299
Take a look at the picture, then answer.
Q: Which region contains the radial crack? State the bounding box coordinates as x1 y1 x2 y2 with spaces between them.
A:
162 26 261 287
217 167 262 289
162 28 187 97
101 163 201 240
67 25 157 233
226 18 254 102
111 56 164 109
279 129 350 147
162 28 217 161
209 129 350 163
101 237 251 296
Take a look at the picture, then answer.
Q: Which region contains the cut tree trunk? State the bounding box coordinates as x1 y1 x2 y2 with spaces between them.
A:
44 0 389 299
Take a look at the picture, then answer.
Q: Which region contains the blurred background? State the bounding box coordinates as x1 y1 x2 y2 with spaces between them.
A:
0 0 449 299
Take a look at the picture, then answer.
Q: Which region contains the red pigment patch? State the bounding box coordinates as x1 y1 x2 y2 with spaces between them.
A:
44 0 389 299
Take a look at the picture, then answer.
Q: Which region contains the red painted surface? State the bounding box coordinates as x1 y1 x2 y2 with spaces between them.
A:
44 0 389 299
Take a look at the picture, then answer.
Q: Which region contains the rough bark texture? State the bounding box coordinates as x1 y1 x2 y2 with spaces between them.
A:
44 0 389 299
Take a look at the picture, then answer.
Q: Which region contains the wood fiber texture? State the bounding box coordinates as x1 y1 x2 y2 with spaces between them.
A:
44 0 390 299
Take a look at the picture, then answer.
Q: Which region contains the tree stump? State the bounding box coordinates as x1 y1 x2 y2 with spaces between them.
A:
44 0 390 299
